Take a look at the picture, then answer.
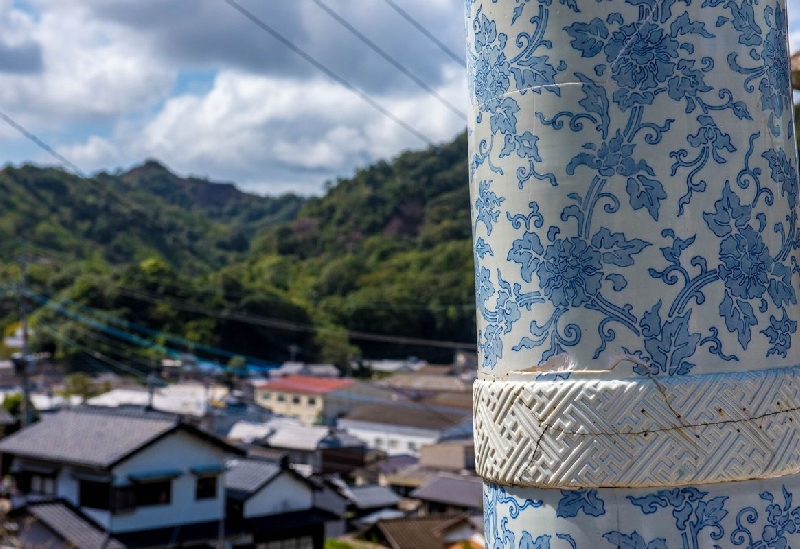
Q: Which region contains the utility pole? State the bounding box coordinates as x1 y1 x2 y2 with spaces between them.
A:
14 254 31 428
467 0 800 546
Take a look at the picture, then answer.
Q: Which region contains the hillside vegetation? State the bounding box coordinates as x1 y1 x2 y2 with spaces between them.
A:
0 132 475 368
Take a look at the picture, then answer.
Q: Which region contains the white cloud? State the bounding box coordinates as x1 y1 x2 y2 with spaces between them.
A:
0 2 173 130
64 68 466 194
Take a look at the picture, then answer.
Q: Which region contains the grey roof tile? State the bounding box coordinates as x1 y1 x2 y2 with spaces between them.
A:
410 475 483 509
348 485 401 510
225 458 280 499
27 501 126 549
0 407 178 468
341 402 469 431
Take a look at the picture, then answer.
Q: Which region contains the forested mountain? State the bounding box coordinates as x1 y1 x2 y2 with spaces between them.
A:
9 104 798 372
0 131 475 369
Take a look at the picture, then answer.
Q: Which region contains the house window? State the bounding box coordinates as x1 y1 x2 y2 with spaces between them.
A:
114 486 137 512
307 397 316 406
195 476 217 500
389 439 398 450
135 480 171 506
30 475 55 496
79 480 111 510
261 392 271 401
292 395 301 405
407 441 418 452
375 438 383 448
277 394 285 402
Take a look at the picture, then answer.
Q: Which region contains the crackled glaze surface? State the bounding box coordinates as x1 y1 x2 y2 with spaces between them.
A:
467 0 799 377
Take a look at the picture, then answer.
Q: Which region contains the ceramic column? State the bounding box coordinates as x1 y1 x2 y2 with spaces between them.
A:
466 0 800 547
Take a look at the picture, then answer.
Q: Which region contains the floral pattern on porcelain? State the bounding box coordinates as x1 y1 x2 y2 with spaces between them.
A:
484 480 800 549
467 0 799 375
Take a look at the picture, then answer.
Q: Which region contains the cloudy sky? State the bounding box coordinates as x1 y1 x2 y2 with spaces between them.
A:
0 0 798 196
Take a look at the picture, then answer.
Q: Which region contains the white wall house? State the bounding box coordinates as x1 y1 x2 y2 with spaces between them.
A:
0 406 241 544
337 402 472 456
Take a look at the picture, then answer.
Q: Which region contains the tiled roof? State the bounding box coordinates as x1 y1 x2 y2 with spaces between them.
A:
25 500 126 549
254 375 355 394
347 484 401 510
0 406 240 468
0 405 16 425
0 407 178 468
410 475 483 509
341 402 469 431
375 516 460 549
378 374 469 393
225 457 281 499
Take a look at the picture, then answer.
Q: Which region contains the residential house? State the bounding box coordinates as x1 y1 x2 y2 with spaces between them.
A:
354 358 426 375
225 456 340 549
322 381 402 425
325 478 401 529
376 374 470 400
338 402 472 456
381 440 477 498
418 439 475 472
87 383 229 420
270 362 341 378
410 475 483 516
253 375 355 425
228 418 368 475
352 454 419 487
362 515 484 549
0 406 243 547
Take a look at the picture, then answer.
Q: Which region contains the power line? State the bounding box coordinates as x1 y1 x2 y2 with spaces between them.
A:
223 0 437 147
32 288 277 365
111 285 477 350
310 0 465 121
39 324 149 381
0 109 86 177
380 0 465 66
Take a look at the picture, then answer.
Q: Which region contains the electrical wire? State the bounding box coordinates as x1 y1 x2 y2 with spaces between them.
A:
0 109 86 177
0 111 218 271
310 0 465 120
223 0 438 147
31 288 276 366
380 0 466 65
109 285 477 350
38 324 148 381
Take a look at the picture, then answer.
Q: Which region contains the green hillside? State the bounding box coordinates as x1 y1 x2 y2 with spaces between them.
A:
0 132 476 368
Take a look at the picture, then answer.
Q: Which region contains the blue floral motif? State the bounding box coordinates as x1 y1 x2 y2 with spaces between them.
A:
732 487 800 549
762 148 798 207
718 226 772 301
604 22 680 107
726 2 790 135
485 484 800 549
537 238 603 307
557 489 606 518
468 0 799 373
761 311 797 358
476 179 506 236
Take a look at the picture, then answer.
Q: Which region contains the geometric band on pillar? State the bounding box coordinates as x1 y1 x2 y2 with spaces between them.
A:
474 365 800 488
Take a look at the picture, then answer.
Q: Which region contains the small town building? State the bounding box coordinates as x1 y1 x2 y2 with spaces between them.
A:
253 375 354 425
0 406 242 547
410 475 483 517
225 456 339 549
337 402 472 456
362 514 484 549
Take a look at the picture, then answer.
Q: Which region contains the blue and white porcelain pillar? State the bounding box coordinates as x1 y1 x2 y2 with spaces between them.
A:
466 0 800 547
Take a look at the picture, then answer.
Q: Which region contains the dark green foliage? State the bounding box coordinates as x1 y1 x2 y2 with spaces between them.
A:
2 132 477 366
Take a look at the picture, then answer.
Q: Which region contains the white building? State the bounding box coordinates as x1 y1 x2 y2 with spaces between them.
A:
0 406 239 546
338 402 472 456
